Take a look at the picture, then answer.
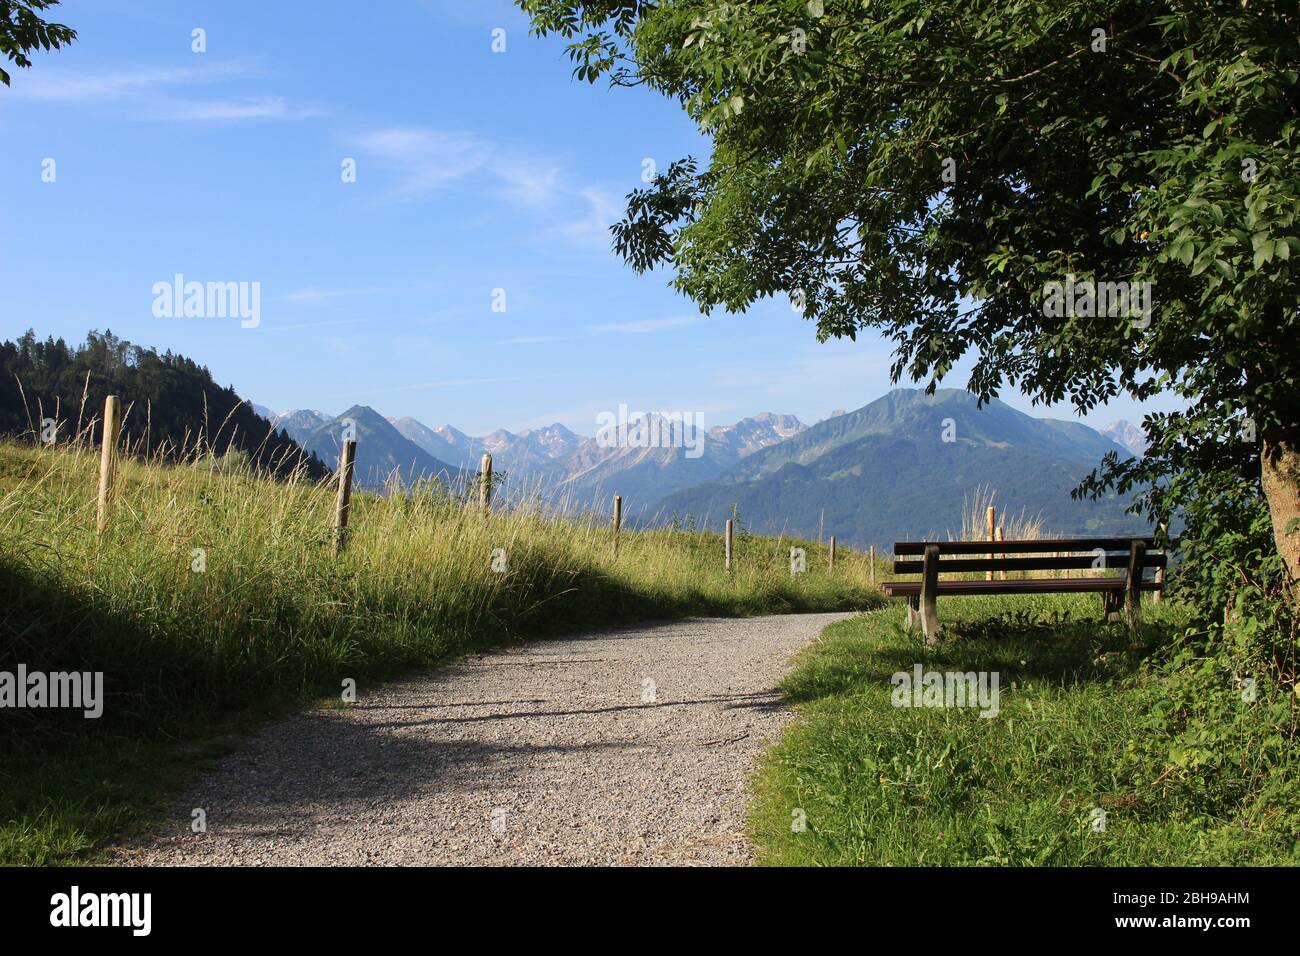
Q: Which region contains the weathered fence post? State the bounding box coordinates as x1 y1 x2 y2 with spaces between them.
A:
870 544 876 588
479 453 492 514
829 535 836 573
1154 564 1164 604
612 494 622 559
724 519 733 574
334 437 357 554
95 394 121 535
986 505 996 580
995 525 1006 580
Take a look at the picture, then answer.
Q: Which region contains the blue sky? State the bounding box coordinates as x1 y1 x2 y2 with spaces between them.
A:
1 0 1175 437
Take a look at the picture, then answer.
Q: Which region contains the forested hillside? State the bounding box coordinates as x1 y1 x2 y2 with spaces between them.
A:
0 330 327 480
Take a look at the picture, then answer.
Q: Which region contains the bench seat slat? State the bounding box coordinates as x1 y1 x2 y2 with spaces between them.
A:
892 553 1166 574
893 537 1157 556
882 578 1163 597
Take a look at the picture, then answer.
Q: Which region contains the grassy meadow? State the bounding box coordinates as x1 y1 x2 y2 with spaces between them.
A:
750 595 1300 866
0 439 882 864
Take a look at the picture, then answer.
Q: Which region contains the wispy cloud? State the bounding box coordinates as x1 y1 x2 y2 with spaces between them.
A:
354 128 491 198
10 59 316 123
153 96 319 122
12 61 255 101
354 125 569 209
353 126 623 256
588 315 701 335
546 187 622 250
493 159 562 207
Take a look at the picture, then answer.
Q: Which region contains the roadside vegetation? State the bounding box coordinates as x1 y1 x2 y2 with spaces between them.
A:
0 440 882 864
750 597 1299 866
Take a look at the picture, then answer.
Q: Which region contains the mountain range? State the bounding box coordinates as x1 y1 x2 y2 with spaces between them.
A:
254 403 462 490
390 417 585 477
652 389 1144 546
254 390 1145 548
256 402 807 500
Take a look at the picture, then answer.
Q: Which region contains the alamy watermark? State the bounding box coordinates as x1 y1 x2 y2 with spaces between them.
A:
1 665 103 718
891 664 1000 718
152 274 261 328
50 886 151 936
595 404 705 459
1042 274 1152 329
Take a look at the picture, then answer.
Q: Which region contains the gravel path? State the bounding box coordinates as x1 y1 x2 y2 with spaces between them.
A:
115 612 853 866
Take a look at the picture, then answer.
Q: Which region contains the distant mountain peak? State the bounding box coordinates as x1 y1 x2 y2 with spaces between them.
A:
1102 420 1148 455
434 424 471 442
336 403 388 425
254 407 331 445
299 408 459 489
518 421 579 439
707 413 807 457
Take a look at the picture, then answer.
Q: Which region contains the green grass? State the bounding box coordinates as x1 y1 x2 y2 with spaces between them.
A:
0 440 882 864
750 595 1300 865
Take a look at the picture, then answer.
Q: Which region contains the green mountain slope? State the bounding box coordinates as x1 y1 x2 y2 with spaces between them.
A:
300 405 461 491
652 389 1144 548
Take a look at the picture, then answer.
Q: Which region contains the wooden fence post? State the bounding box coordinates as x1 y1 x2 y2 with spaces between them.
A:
1154 565 1164 604
612 494 622 559
334 438 357 554
995 525 1006 580
95 394 121 535
986 505 996 580
724 519 733 574
829 535 836 573
870 544 876 588
479 453 492 514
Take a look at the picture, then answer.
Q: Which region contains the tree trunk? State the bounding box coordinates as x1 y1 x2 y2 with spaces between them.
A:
1260 429 1300 583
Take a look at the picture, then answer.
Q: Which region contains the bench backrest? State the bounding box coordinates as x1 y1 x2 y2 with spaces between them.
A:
892 537 1164 576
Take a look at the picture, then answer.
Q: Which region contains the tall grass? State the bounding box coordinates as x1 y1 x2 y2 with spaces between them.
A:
948 486 1119 581
0 438 881 863
953 485 1047 542
749 597 1298 865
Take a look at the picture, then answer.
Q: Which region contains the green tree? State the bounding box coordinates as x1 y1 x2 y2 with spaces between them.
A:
0 0 76 86
519 0 1300 586
0 329 329 481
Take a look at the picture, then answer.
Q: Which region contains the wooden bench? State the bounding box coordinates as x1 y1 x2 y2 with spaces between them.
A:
881 537 1165 644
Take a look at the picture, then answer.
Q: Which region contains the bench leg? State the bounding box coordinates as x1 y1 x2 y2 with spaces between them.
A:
920 544 940 645
1102 590 1122 623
